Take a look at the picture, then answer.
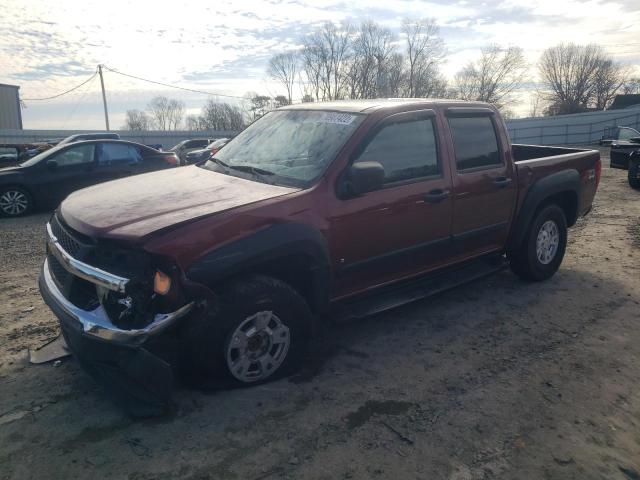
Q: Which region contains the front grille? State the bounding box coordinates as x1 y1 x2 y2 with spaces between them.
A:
48 254 70 286
50 215 81 256
48 214 101 310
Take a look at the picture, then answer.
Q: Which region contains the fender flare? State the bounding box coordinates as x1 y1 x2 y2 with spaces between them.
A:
508 169 580 252
185 222 331 313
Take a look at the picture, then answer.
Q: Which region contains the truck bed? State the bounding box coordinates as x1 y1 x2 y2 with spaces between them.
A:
512 144 590 162
511 144 600 225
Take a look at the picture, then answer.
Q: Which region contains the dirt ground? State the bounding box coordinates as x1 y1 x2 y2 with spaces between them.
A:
1 152 639 480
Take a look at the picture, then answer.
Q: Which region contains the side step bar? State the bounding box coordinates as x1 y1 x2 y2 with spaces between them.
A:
331 254 509 322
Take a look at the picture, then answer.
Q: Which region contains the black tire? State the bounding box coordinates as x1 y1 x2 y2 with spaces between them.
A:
0 186 33 217
181 274 312 388
629 158 640 190
508 204 567 281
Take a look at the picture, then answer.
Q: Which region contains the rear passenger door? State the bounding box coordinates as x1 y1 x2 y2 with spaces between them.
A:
96 142 145 181
446 109 517 256
330 110 454 297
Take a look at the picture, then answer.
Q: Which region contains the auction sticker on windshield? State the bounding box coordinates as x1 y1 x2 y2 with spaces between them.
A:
304 112 358 125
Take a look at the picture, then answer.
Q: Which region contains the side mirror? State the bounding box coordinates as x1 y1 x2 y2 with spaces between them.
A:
342 161 385 197
46 159 58 171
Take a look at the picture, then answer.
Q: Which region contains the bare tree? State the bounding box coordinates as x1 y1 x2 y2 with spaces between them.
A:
528 89 546 117
147 96 185 130
593 59 629 109
267 52 298 104
414 65 449 98
538 43 626 114
123 109 151 131
622 77 640 94
401 18 445 97
273 95 289 108
287 19 450 102
198 100 245 130
301 22 352 101
454 45 528 109
243 93 274 122
351 21 397 98
385 53 406 97
185 114 205 131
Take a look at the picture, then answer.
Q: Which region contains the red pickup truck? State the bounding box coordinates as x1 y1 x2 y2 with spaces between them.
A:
39 99 600 415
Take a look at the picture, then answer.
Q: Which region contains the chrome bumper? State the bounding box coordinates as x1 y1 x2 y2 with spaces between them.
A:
46 222 129 293
42 257 194 345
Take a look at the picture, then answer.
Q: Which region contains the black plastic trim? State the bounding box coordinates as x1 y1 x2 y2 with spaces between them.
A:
507 169 580 252
339 236 451 275
186 223 331 313
452 221 509 243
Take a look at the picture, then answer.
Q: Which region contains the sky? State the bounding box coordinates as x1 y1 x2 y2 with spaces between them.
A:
1 0 639 130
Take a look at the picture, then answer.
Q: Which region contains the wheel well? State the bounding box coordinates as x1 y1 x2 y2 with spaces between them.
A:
539 191 578 227
225 254 328 315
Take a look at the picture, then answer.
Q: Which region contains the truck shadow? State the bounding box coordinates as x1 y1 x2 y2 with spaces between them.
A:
289 266 632 384
1 265 633 467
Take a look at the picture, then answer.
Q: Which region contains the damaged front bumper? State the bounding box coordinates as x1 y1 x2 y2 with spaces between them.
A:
39 221 196 416
40 258 194 345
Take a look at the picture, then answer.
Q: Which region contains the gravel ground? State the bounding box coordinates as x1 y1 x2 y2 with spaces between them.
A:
0 152 639 479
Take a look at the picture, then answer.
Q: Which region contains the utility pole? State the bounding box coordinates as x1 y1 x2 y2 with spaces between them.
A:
98 64 110 131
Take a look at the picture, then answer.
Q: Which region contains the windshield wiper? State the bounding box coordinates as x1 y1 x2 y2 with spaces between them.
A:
226 164 275 184
209 157 230 169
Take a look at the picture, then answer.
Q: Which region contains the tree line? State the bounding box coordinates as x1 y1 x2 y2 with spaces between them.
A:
124 19 640 131
269 20 638 117
123 93 287 131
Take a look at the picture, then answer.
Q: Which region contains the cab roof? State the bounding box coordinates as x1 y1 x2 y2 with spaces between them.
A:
282 98 492 113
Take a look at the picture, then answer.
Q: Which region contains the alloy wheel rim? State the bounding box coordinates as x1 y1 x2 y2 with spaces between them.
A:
0 190 28 215
536 220 559 265
226 311 290 383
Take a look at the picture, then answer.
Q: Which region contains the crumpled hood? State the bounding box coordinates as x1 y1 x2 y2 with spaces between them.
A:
60 166 298 240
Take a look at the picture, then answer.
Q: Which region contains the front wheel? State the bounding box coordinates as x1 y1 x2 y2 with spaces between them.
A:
629 158 640 190
182 275 312 388
509 204 567 281
0 187 32 217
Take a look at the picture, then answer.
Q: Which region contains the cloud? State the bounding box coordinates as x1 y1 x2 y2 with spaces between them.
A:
0 0 638 128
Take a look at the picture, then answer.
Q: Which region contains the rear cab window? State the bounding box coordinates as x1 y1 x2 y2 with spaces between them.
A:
448 116 501 171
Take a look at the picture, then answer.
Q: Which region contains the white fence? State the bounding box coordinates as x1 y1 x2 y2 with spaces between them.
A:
0 129 238 149
506 107 640 145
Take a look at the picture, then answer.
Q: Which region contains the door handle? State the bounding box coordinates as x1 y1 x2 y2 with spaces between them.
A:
424 189 450 203
493 177 513 188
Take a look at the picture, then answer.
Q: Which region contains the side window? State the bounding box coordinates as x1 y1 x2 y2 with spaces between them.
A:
185 140 206 149
448 116 501 171
51 144 95 167
619 128 639 141
98 144 141 165
0 147 18 161
354 118 439 185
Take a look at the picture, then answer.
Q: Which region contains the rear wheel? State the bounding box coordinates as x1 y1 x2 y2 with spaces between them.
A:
629 158 640 190
182 275 312 388
0 187 32 217
509 204 567 281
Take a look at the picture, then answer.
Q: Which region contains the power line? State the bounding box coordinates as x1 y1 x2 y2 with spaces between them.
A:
21 70 98 101
60 73 97 129
102 65 248 100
